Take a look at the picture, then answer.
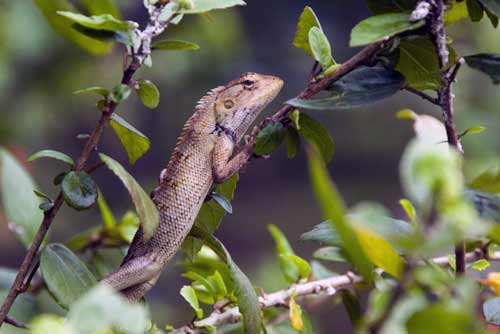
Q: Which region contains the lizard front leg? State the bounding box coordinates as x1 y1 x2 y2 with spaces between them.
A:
212 134 252 183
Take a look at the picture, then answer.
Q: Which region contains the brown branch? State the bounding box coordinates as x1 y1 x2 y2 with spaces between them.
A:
0 4 177 327
403 85 440 105
5 316 29 330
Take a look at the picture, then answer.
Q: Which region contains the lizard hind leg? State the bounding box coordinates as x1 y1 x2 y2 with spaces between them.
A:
100 255 162 292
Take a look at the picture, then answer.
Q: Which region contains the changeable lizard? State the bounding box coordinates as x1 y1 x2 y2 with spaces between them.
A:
101 73 284 301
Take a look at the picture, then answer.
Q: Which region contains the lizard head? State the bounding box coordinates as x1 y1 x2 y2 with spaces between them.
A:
214 72 284 141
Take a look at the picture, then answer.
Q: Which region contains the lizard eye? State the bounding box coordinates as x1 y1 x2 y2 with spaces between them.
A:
242 79 255 89
224 99 234 109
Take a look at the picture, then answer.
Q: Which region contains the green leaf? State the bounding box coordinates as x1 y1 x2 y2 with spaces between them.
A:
464 53 500 84
180 0 246 14
467 0 485 21
313 246 346 262
33 0 112 55
28 149 74 166
465 189 500 223
67 285 149 333
301 220 341 246
180 286 203 318
485 7 500 27
190 228 262 334
73 86 109 97
350 13 424 47
471 259 490 271
484 297 500 325
61 171 98 210
284 128 300 159
40 243 97 309
56 11 133 32
80 0 121 18
254 122 286 156
341 290 363 329
210 193 233 214
268 224 295 255
298 113 334 163
110 84 132 103
288 67 405 110
0 149 43 247
117 211 140 243
478 0 500 16
444 0 470 25
400 198 416 223
110 114 150 164
459 125 486 138
307 149 373 280
406 305 472 334
308 27 334 70
285 255 311 279
151 40 200 51
99 154 159 241
468 165 500 194
97 191 116 231
136 80 160 109
396 37 457 90
293 6 322 56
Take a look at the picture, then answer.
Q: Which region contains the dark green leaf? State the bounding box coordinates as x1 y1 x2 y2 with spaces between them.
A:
0 149 43 247
396 37 457 90
341 290 363 328
484 297 500 325
464 53 500 84
33 0 112 55
465 189 500 223
298 113 334 163
56 12 133 32
254 122 286 156
99 154 159 241
406 305 473 334
300 220 341 246
80 0 121 18
28 149 74 166
180 0 246 14
350 13 424 47
61 171 97 210
313 246 346 262
467 0 485 21
363 0 416 14
39 202 55 212
288 67 405 110
293 6 322 56
136 80 160 109
151 40 200 51
110 114 150 164
308 150 373 280
53 172 66 185
468 165 500 194
110 84 132 103
73 86 109 97
485 8 500 27
284 128 300 159
478 0 500 16
308 27 334 70
41 243 97 309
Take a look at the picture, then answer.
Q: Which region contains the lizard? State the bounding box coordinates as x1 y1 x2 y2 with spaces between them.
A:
101 72 284 301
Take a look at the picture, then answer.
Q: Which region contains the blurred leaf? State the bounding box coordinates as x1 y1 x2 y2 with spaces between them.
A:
467 0 485 21
298 113 334 163
117 211 140 243
180 286 203 318
486 8 500 27
61 171 98 210
293 6 321 56
39 202 55 212
284 128 300 159
284 254 311 280
110 84 132 103
97 191 116 231
152 39 200 51
30 314 67 334
289 294 303 331
180 0 246 14
467 189 500 224
183 173 238 260
341 290 362 329
136 80 160 109
404 113 447 144
308 149 373 280
471 259 490 271
464 53 500 84
41 243 97 309
444 1 469 25
459 125 486 138
313 246 346 262
268 224 294 255
363 0 416 14
56 11 133 31
396 37 457 90
80 0 120 18
53 172 66 186
406 305 473 334
66 285 149 333
28 150 74 166
399 198 416 223
33 0 112 55
190 228 262 334
99 154 159 241
468 165 500 194
73 86 109 97
210 193 232 214
478 0 500 16
288 67 404 110
484 297 500 325
0 290 38 333
110 114 150 164
487 273 500 295
254 123 286 156
308 27 334 70
301 220 341 246
310 260 336 279
350 13 424 47
0 149 43 247
0 267 16 290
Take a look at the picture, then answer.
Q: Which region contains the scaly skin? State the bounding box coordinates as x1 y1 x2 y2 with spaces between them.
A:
101 73 284 301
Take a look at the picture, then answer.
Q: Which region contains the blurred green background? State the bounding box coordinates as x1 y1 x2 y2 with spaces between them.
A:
0 0 499 331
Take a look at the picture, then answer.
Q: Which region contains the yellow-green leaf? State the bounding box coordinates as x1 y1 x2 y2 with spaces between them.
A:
110 114 150 164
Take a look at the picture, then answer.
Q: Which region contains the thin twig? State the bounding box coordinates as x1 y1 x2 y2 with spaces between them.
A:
0 4 176 327
403 85 440 105
5 316 29 330
171 250 498 334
